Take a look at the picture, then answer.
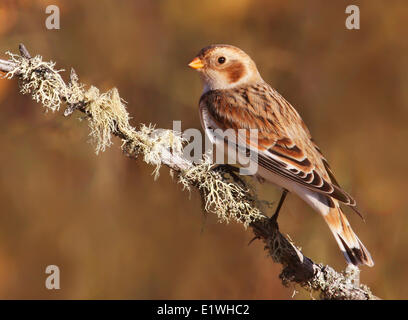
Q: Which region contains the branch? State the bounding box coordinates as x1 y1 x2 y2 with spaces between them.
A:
0 44 379 300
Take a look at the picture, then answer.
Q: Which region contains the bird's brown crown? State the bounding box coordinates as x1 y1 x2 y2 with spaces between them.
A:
189 44 262 92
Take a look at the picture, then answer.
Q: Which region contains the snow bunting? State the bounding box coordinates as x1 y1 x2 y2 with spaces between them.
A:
189 44 374 267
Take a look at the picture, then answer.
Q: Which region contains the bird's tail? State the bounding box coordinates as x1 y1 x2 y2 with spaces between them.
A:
324 206 374 267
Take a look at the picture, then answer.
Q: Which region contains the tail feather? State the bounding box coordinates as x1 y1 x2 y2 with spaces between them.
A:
324 206 374 267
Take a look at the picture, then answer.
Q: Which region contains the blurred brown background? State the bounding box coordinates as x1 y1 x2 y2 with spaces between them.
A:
0 0 406 299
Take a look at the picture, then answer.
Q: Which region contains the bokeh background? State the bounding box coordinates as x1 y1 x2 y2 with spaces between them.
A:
0 0 406 299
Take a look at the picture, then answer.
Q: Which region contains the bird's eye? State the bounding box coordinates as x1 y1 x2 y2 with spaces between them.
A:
218 56 226 64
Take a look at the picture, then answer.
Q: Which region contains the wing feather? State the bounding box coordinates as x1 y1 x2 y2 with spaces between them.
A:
199 83 357 207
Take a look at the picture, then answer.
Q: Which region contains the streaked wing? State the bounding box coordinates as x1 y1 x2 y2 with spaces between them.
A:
199 83 356 207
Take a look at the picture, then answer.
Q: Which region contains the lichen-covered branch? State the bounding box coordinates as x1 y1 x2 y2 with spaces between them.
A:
0 44 379 300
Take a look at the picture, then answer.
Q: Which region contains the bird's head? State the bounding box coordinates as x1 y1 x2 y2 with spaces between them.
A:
188 44 262 92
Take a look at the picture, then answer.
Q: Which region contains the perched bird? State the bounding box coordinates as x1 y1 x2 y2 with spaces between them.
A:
188 44 374 267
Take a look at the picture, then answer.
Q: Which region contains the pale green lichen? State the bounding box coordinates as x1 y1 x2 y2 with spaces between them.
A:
3 49 265 227
5 52 75 111
84 86 134 154
179 156 265 226
130 124 186 179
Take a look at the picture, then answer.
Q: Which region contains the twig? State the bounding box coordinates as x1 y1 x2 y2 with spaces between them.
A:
0 59 15 73
0 44 379 300
18 43 32 59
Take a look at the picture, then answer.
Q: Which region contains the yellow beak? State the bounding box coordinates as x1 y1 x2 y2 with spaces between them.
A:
188 57 204 70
